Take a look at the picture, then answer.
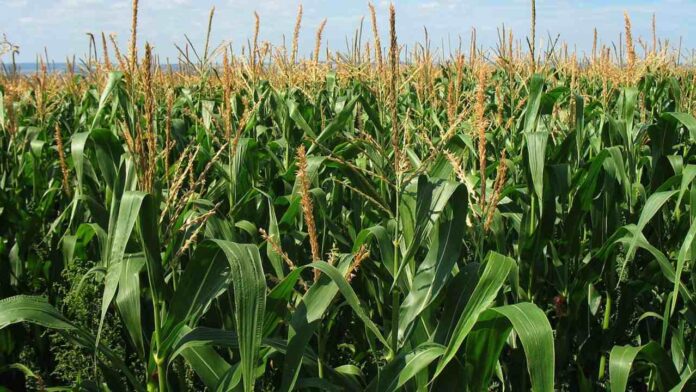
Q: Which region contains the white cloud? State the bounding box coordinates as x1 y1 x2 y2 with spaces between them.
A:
62 0 103 7
419 2 439 10
0 0 28 7
3 0 695 62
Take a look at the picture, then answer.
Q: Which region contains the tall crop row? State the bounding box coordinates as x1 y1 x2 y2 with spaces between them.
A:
0 3 694 391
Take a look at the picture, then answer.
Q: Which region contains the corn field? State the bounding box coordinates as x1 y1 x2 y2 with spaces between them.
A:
0 2 695 391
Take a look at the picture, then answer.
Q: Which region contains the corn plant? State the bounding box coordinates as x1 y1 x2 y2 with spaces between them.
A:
0 2 695 391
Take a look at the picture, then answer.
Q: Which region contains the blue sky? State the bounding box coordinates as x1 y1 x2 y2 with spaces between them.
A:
1 0 695 63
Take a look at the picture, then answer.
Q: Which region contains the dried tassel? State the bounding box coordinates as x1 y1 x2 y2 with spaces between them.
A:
55 124 72 198
296 145 321 281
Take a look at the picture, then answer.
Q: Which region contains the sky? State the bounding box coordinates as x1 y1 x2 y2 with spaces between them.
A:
1 0 695 63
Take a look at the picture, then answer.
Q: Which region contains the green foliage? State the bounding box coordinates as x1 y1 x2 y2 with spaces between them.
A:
0 46 695 392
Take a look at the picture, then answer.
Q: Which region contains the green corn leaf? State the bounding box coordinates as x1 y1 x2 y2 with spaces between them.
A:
114 254 145 356
0 295 73 330
669 370 695 392
398 184 467 342
620 190 678 278
266 199 286 278
434 251 515 378
180 343 233 389
215 365 243 392
367 343 445 392
0 295 142 390
90 71 123 131
609 341 680 392
483 303 555 392
353 225 395 276
163 239 266 392
136 192 166 305
281 257 389 391
672 216 696 315
662 112 696 141
524 74 545 134
307 95 359 154
166 241 231 328
288 99 317 139
97 190 148 351
525 131 549 212
398 177 464 282
463 310 512 391
280 256 352 392
211 240 266 392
